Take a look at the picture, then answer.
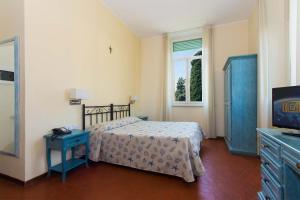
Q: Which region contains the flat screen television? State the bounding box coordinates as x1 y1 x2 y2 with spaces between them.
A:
272 86 300 133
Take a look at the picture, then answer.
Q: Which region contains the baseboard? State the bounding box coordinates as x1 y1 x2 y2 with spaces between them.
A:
24 173 47 186
0 172 47 186
205 136 224 140
216 136 224 140
0 173 24 185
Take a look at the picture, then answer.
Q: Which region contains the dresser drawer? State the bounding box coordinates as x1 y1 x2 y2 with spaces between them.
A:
282 146 300 175
65 135 88 149
261 165 282 200
262 179 276 200
261 150 282 182
261 135 281 162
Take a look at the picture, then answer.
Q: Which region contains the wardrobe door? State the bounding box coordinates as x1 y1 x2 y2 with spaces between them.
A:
231 58 257 153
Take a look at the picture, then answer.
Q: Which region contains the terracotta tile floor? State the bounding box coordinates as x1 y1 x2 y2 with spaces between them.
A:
0 139 261 200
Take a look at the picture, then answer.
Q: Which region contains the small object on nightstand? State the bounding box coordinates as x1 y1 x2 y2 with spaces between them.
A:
137 116 148 121
44 129 90 182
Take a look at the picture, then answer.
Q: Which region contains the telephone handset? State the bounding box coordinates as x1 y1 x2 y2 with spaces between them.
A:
51 127 72 141
52 127 72 135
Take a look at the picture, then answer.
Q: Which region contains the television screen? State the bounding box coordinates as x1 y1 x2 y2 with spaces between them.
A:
273 86 300 130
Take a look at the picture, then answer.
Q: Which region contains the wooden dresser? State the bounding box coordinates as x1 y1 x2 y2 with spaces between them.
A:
223 54 257 155
257 128 300 200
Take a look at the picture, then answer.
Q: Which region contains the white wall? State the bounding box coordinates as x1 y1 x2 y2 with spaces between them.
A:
0 0 25 181
212 20 250 136
23 0 141 181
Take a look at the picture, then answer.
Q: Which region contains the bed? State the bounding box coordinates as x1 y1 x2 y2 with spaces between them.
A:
76 104 205 182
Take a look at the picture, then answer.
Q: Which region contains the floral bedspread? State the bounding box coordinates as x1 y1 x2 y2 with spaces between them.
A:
76 118 205 182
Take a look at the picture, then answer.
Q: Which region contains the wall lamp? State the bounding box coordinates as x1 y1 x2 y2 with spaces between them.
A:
68 88 89 105
129 96 139 104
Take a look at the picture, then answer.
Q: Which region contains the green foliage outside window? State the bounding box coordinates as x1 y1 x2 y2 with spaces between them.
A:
175 77 186 101
190 57 202 101
175 50 202 102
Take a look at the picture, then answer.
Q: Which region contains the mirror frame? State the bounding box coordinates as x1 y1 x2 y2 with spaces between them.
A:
0 36 20 157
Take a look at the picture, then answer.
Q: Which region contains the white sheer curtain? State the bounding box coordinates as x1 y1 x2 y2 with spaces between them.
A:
257 0 270 128
289 0 300 85
163 34 172 121
202 27 216 138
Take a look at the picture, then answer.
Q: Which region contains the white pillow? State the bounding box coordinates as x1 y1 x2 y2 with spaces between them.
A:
117 116 142 125
90 116 141 132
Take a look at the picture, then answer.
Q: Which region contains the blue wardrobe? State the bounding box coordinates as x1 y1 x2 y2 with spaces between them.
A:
223 54 257 155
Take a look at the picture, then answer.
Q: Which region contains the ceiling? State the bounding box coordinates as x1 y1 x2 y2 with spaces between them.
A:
102 0 257 37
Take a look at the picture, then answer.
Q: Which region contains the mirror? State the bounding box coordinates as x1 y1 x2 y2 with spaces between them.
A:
0 37 19 157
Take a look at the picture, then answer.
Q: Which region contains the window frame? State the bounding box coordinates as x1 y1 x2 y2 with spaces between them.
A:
171 36 204 107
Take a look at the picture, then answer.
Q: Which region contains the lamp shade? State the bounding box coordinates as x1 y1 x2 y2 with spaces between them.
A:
69 88 89 100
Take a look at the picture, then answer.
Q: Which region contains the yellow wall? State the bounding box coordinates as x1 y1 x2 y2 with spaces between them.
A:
248 6 259 54
0 0 25 181
213 20 249 136
24 0 141 181
139 36 165 121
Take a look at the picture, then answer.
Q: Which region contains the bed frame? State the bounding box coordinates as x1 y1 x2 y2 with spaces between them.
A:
82 104 131 130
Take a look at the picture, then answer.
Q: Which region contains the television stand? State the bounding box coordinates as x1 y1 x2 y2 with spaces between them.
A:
281 129 300 137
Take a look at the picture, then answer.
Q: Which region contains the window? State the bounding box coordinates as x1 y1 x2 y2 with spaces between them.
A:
172 38 203 106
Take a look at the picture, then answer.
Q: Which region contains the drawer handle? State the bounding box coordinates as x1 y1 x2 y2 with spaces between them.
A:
261 144 269 148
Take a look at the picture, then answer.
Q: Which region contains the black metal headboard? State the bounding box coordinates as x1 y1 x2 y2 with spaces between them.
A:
82 104 130 130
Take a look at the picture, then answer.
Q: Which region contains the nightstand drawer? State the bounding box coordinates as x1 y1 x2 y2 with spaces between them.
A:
282 146 300 175
261 165 282 200
261 135 281 162
261 150 282 182
47 139 62 150
65 135 88 148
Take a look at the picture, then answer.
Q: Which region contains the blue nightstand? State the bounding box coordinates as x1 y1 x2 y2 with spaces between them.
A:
44 129 90 182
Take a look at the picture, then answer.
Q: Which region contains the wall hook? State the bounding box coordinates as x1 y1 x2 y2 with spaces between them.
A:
109 45 112 54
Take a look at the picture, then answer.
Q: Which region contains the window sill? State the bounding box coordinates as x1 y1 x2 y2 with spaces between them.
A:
172 103 204 107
